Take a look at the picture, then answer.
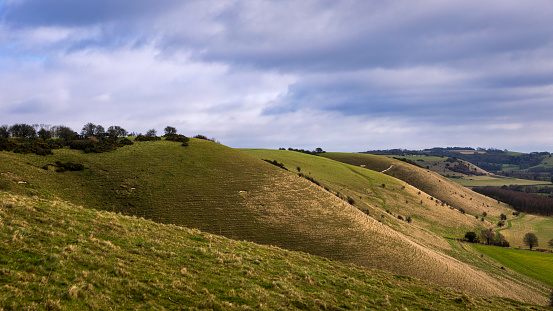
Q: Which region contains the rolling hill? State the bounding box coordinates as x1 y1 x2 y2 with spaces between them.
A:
0 140 549 305
321 152 512 216
2 192 548 310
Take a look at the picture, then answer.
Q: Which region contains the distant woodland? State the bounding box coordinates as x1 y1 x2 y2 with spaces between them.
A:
473 186 553 216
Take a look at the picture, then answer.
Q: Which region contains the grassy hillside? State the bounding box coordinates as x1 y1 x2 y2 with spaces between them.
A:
243 149 489 246
499 214 553 250
2 192 550 310
0 142 548 305
321 152 512 217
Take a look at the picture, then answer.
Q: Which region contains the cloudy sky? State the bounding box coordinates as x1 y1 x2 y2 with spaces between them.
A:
1 0 553 152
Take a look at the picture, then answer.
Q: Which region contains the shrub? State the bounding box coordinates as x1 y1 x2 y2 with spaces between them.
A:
135 135 161 142
55 161 85 172
165 134 190 146
298 173 320 186
118 138 134 146
464 232 478 243
346 196 355 205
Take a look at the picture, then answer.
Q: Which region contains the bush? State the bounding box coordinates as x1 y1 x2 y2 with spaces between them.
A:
464 232 478 243
165 134 190 146
70 138 118 153
263 159 288 171
55 161 85 172
347 196 355 205
135 135 161 142
118 138 134 146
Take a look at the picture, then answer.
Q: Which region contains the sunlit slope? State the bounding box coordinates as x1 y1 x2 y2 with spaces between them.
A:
243 149 490 245
2 193 548 310
322 152 512 216
0 142 544 304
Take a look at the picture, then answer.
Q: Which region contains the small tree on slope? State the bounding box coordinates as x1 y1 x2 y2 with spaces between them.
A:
523 232 538 250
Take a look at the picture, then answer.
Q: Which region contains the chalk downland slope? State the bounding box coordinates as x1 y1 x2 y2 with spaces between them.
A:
322 152 512 217
0 141 546 305
2 192 549 310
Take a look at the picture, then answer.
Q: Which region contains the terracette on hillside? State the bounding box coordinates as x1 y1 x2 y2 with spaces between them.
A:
0 140 548 305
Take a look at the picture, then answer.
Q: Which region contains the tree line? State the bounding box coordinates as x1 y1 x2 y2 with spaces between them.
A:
0 123 194 155
473 186 553 216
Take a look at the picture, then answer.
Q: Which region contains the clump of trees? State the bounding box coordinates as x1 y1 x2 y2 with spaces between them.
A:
473 186 553 216
464 229 509 247
283 147 325 156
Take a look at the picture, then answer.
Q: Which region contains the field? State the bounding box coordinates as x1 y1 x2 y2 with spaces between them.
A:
499 214 553 250
1 144 551 305
2 192 549 310
472 244 553 288
450 175 548 188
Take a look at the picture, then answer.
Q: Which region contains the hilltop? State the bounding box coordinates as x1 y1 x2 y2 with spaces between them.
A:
0 140 550 306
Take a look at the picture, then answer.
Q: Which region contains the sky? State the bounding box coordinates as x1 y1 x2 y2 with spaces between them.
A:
1 0 553 152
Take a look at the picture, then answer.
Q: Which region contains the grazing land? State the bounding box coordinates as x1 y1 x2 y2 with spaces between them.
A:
471 244 553 288
1 142 551 306
2 192 548 310
499 214 553 250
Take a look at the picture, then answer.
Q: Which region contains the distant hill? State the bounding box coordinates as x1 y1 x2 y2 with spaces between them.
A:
321 152 511 216
0 140 549 305
363 147 553 183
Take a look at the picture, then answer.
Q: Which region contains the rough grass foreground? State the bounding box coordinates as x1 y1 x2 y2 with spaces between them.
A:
0 192 548 310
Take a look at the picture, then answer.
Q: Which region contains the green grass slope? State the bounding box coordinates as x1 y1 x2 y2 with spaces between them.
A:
472 244 553 288
322 152 512 217
2 192 549 310
0 142 547 305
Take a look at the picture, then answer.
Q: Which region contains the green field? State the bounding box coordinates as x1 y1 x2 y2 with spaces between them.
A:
499 214 553 249
449 175 548 187
3 192 549 310
472 244 553 288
